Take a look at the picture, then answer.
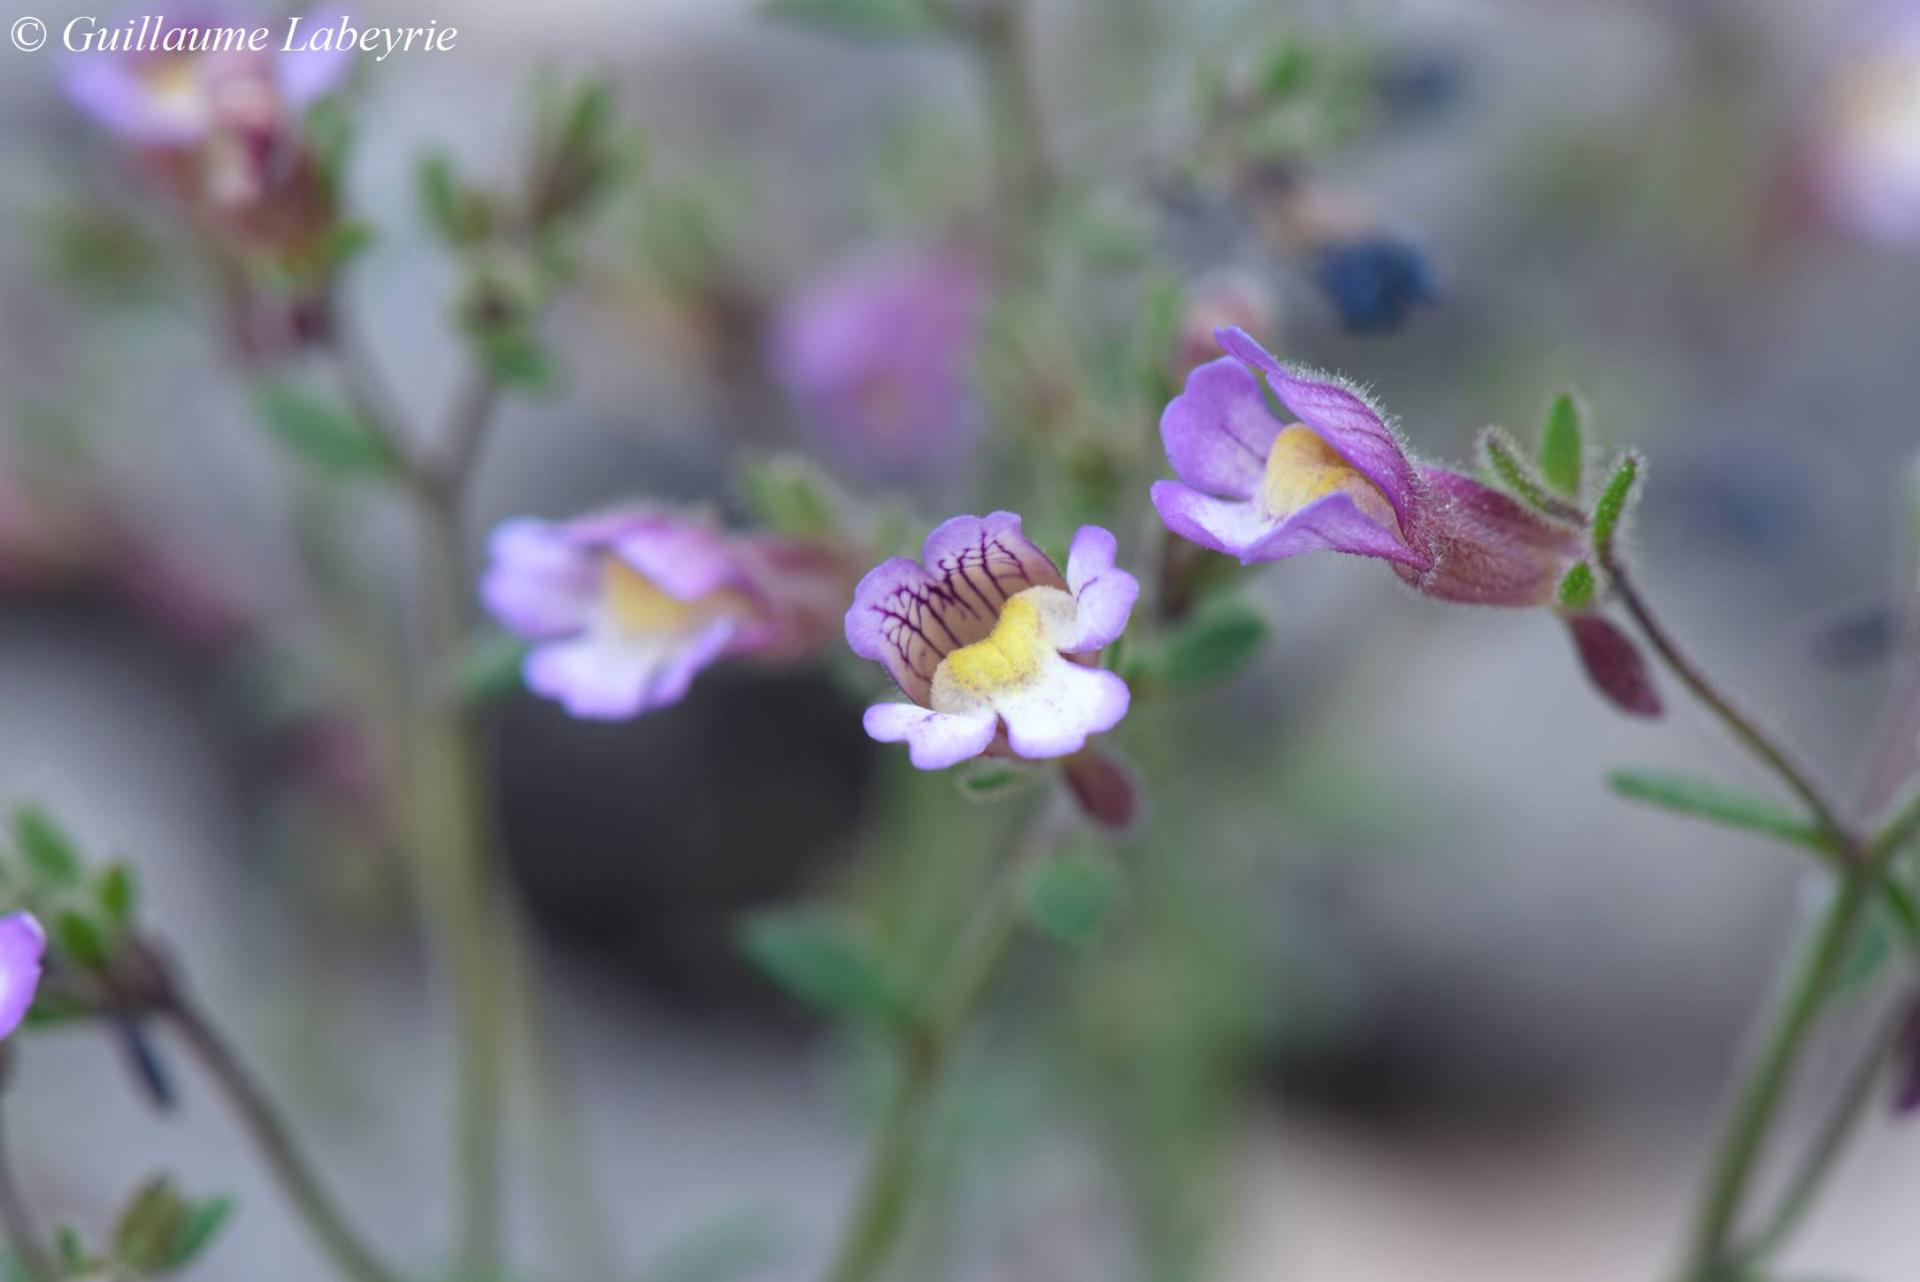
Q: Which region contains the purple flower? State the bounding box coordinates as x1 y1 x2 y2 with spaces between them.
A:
64 9 353 147
769 248 989 479
846 513 1139 770
1151 328 1581 606
1799 2 1920 244
482 507 845 721
0 913 45 1043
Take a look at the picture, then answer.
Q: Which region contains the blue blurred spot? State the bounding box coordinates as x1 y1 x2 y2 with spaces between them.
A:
1310 236 1438 332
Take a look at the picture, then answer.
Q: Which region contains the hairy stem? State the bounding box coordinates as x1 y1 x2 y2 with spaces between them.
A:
819 842 1038 1282
165 996 404 1282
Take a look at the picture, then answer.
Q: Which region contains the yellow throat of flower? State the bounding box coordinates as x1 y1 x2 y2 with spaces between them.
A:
602 557 750 636
931 588 1070 710
1258 425 1400 532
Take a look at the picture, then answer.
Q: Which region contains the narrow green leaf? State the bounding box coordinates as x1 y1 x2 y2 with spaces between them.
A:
1557 561 1597 611
168 1195 235 1269
252 385 397 479
1024 853 1117 946
1608 769 1829 850
53 911 110 970
1162 599 1269 690
956 763 1034 801
416 151 469 242
14 806 82 885
480 333 560 393
739 455 842 538
1835 905 1894 997
1591 453 1641 560
53 1224 94 1273
738 912 906 1025
457 631 531 706
98 864 139 928
1479 426 1557 513
1539 392 1584 496
113 1177 189 1273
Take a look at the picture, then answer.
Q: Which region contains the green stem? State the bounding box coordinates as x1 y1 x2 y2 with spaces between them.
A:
0 1066 52 1282
165 996 405 1282
1734 991 1911 1265
963 0 1048 273
819 842 1037 1282
412 481 507 1276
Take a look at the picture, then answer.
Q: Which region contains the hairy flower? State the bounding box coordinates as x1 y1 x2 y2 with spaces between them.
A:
769 247 989 479
0 913 45 1043
846 513 1138 770
1152 328 1580 605
482 507 845 720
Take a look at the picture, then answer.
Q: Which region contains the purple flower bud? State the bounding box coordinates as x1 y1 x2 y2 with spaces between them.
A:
1062 747 1142 833
1151 328 1581 606
481 507 849 720
0 913 46 1043
1896 994 1920 1114
1564 614 1663 718
769 247 989 481
846 515 1139 770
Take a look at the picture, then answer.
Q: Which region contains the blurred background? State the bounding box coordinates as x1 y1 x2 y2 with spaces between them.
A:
3 0 1920 1279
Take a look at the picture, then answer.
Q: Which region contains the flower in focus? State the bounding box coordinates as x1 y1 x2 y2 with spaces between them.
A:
769 247 989 480
482 507 846 720
1152 328 1581 606
0 913 45 1043
1797 2 1920 244
846 513 1138 770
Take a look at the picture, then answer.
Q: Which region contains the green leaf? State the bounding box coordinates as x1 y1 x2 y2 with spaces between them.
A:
479 332 560 393
1162 599 1269 690
1836 905 1894 997
457 631 531 707
53 911 111 970
1539 392 1584 497
53 1224 95 1274
640 1206 788 1282
738 912 907 1025
1591 452 1641 560
1557 561 1596 611
98 864 139 928
169 1195 235 1270
1479 426 1557 514
763 0 944 36
113 1177 190 1273
1024 853 1117 946
318 220 377 271
14 806 82 885
417 151 474 243
956 763 1036 802
739 455 842 538
1607 769 1830 851
252 385 398 479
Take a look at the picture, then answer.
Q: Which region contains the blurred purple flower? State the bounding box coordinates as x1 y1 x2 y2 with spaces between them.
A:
846 513 1137 770
482 506 846 720
1800 1 1920 244
0 913 45 1043
63 8 352 147
1151 328 1581 606
770 248 990 479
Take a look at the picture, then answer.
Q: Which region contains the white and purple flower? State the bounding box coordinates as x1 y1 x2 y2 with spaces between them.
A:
1151 328 1581 606
0 913 45 1043
846 513 1139 770
482 507 844 721
769 247 989 480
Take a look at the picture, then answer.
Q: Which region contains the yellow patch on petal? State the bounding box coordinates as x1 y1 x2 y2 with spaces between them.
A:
1258 426 1400 532
929 587 1072 711
602 558 751 637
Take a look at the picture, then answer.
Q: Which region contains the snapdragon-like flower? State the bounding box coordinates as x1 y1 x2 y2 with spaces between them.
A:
1152 328 1580 605
769 247 989 480
847 513 1138 770
0 913 45 1043
482 507 844 720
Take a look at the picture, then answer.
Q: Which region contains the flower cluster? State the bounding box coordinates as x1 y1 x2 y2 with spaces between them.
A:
482 506 847 720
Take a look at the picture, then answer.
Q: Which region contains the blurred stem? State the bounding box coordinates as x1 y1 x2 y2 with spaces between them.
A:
1734 990 1912 1265
412 467 508 1276
1606 561 1848 846
0 1065 52 1282
163 993 404 1282
964 0 1048 271
819 837 1041 1282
